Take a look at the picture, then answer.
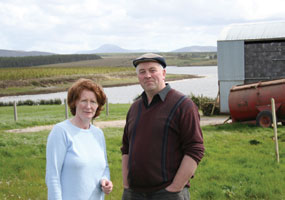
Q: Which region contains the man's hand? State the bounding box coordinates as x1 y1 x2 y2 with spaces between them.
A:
101 179 113 194
122 154 130 189
165 184 183 193
165 155 197 193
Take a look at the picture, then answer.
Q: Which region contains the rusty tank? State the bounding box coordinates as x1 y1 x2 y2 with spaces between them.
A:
228 79 285 127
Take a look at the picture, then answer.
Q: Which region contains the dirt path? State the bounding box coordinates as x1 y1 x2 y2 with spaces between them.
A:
5 116 230 134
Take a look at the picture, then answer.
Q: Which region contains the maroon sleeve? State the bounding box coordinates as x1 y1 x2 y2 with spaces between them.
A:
120 112 130 155
178 99 204 164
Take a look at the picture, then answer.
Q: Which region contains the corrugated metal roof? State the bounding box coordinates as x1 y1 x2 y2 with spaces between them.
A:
218 21 285 41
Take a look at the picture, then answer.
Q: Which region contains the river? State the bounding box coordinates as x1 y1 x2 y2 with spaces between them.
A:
0 66 218 104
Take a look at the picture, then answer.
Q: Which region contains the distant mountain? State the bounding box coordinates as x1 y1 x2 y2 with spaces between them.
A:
78 44 217 54
77 44 157 54
1 44 217 57
88 44 130 53
172 46 217 52
0 49 54 57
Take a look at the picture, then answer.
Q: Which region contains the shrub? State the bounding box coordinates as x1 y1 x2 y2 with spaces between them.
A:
39 99 47 105
0 98 62 106
189 94 220 116
201 102 220 116
24 99 36 106
190 93 201 108
54 98 62 105
16 99 37 106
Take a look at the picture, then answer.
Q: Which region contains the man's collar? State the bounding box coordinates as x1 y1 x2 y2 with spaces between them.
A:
141 83 171 103
158 83 171 101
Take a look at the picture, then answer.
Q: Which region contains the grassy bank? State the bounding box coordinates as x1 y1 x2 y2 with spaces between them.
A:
0 104 285 199
96 52 217 67
0 66 196 96
0 52 214 96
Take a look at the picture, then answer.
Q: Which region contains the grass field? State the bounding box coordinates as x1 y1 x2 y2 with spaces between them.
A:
0 66 137 96
0 104 285 199
0 104 130 130
0 66 133 81
0 52 215 96
0 65 195 96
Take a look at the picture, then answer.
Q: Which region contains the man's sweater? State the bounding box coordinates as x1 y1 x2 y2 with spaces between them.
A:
121 86 204 192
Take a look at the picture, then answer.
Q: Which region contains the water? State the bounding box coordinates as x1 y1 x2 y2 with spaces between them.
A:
0 66 218 104
166 66 218 98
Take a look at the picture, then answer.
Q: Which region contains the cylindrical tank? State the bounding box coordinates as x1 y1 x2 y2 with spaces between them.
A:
228 79 285 123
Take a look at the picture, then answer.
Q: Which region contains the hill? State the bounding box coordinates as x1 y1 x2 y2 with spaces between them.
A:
1 44 217 55
0 54 101 68
172 45 217 52
0 49 54 57
77 44 156 54
78 44 217 53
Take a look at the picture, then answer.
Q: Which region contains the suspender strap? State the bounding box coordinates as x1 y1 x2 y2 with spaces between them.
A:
161 95 187 182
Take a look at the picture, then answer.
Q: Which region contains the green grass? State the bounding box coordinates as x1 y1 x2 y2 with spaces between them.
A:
104 127 125 200
0 104 130 130
1 105 285 199
0 130 48 199
191 124 285 200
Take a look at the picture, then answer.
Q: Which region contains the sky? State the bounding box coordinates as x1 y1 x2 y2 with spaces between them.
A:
0 0 285 54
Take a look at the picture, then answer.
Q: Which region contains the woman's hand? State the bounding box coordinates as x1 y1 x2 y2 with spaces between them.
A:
101 179 113 194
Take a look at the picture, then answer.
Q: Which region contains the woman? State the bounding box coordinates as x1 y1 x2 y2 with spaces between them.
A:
46 78 113 200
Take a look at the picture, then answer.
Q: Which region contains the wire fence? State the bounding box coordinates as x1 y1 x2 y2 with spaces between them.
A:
9 98 109 122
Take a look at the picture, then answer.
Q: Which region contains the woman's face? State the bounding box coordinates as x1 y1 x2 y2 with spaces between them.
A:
75 89 98 122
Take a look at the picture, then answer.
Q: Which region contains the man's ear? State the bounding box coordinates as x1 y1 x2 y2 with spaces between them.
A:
163 69 166 80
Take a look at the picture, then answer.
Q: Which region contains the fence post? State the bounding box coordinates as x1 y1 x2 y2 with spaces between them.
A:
106 98 109 116
211 90 219 116
13 101 18 121
271 98 279 163
64 99 68 119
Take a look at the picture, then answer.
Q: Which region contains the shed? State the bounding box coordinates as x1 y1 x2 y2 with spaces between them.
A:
217 21 285 113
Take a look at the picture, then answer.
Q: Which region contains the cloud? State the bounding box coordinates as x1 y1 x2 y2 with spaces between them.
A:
0 0 284 53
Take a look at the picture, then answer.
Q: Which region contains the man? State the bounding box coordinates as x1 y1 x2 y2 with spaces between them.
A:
121 53 204 200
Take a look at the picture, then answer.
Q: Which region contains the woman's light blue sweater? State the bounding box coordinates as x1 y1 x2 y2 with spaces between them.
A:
45 120 110 200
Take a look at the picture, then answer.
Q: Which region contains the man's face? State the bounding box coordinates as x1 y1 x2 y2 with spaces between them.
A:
136 62 166 94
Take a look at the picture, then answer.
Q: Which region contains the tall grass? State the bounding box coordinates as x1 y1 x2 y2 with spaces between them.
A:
0 105 284 199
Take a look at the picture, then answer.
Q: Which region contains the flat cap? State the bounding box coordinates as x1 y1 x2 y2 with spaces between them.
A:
133 53 166 68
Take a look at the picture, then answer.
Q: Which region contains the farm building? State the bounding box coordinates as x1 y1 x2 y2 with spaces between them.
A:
217 20 285 113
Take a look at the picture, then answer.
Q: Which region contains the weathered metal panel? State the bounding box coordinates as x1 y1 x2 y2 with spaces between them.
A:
219 80 244 113
217 41 245 81
218 21 285 41
218 40 245 113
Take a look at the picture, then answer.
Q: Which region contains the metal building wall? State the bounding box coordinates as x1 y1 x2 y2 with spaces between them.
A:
217 40 245 113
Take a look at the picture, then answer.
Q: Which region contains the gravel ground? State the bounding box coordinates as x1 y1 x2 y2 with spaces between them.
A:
5 115 230 134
